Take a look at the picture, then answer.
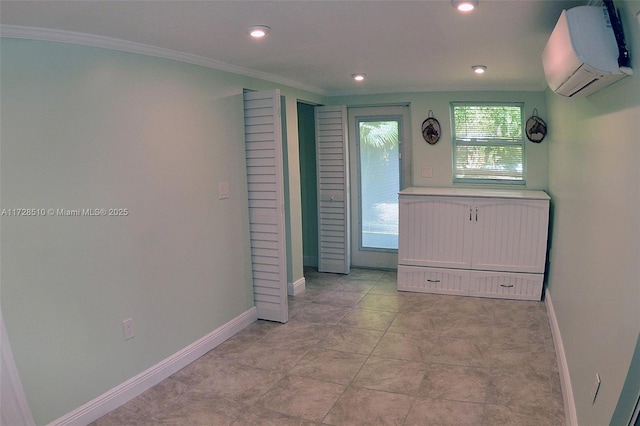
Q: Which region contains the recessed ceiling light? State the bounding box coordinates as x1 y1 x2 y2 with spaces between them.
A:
248 25 270 38
352 73 366 82
472 65 487 74
452 0 478 12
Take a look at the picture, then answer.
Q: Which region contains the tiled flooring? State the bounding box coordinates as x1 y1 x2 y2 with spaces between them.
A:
93 268 565 425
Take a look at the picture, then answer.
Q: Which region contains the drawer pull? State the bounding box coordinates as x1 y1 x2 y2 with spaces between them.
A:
427 279 441 283
500 284 514 288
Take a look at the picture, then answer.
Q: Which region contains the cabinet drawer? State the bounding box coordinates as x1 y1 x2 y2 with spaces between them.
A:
469 271 543 301
398 265 469 296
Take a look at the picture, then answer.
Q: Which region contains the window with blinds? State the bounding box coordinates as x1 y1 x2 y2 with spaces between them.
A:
451 102 525 184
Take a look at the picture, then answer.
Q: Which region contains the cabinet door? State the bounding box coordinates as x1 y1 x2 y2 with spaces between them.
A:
398 196 473 268
471 199 549 273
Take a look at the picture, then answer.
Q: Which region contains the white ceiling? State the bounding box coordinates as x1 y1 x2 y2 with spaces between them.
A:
0 0 586 96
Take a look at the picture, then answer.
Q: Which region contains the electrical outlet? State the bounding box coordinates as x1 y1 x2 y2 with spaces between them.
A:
591 373 601 404
122 318 135 340
421 166 433 178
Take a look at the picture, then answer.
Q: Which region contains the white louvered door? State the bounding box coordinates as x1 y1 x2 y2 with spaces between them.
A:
315 106 350 274
243 90 288 323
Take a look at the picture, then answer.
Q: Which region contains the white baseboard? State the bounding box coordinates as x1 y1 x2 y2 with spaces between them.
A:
545 293 578 426
288 276 306 296
48 307 258 426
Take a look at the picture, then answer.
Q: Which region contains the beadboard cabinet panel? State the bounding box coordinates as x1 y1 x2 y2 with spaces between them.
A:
398 197 473 269
397 188 550 301
397 265 469 296
472 199 550 273
469 270 544 300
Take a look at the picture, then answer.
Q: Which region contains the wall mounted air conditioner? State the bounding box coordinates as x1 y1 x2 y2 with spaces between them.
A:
542 5 632 98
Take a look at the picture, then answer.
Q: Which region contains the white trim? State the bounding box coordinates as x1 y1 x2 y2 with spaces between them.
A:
47 307 257 426
545 293 578 426
1 310 36 426
0 25 327 96
288 277 306 296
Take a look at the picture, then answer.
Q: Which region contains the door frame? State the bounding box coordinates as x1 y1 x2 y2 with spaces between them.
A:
347 105 411 269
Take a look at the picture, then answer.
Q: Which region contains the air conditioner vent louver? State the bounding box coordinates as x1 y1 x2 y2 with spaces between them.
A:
568 78 599 97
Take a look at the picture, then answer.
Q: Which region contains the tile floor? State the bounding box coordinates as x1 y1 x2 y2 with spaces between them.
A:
93 268 565 425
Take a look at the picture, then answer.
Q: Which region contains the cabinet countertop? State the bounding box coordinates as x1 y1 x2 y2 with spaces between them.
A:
399 187 550 201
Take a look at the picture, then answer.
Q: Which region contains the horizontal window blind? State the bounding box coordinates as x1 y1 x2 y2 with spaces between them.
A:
451 102 525 184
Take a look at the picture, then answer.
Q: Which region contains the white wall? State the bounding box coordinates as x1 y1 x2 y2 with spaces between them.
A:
0 38 319 424
545 1 640 424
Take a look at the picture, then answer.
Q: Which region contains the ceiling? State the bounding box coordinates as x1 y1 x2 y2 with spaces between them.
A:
0 0 586 96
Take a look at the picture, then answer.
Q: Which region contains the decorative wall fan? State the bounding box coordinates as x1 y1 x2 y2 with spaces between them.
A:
421 110 441 145
526 109 547 143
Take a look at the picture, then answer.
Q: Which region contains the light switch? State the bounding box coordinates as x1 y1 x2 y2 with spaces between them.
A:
218 181 229 199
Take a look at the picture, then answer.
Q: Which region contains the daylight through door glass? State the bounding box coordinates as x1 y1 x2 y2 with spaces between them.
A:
358 119 399 250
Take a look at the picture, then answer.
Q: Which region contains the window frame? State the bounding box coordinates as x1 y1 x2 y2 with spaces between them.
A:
450 101 526 185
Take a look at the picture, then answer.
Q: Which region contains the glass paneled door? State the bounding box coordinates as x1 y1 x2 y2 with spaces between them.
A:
349 106 410 269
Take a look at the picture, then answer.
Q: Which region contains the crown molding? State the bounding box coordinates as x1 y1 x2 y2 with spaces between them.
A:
325 83 547 97
0 25 328 96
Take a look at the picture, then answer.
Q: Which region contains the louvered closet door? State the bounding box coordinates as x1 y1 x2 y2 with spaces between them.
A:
243 90 288 323
315 106 350 274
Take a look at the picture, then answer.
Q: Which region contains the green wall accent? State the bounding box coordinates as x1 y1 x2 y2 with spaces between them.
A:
545 2 640 424
297 102 319 266
0 38 320 424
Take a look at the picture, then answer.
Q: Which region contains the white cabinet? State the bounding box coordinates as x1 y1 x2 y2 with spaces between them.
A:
398 188 550 300
398 196 473 269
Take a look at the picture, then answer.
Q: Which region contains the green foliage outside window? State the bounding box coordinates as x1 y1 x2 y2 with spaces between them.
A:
451 102 525 184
